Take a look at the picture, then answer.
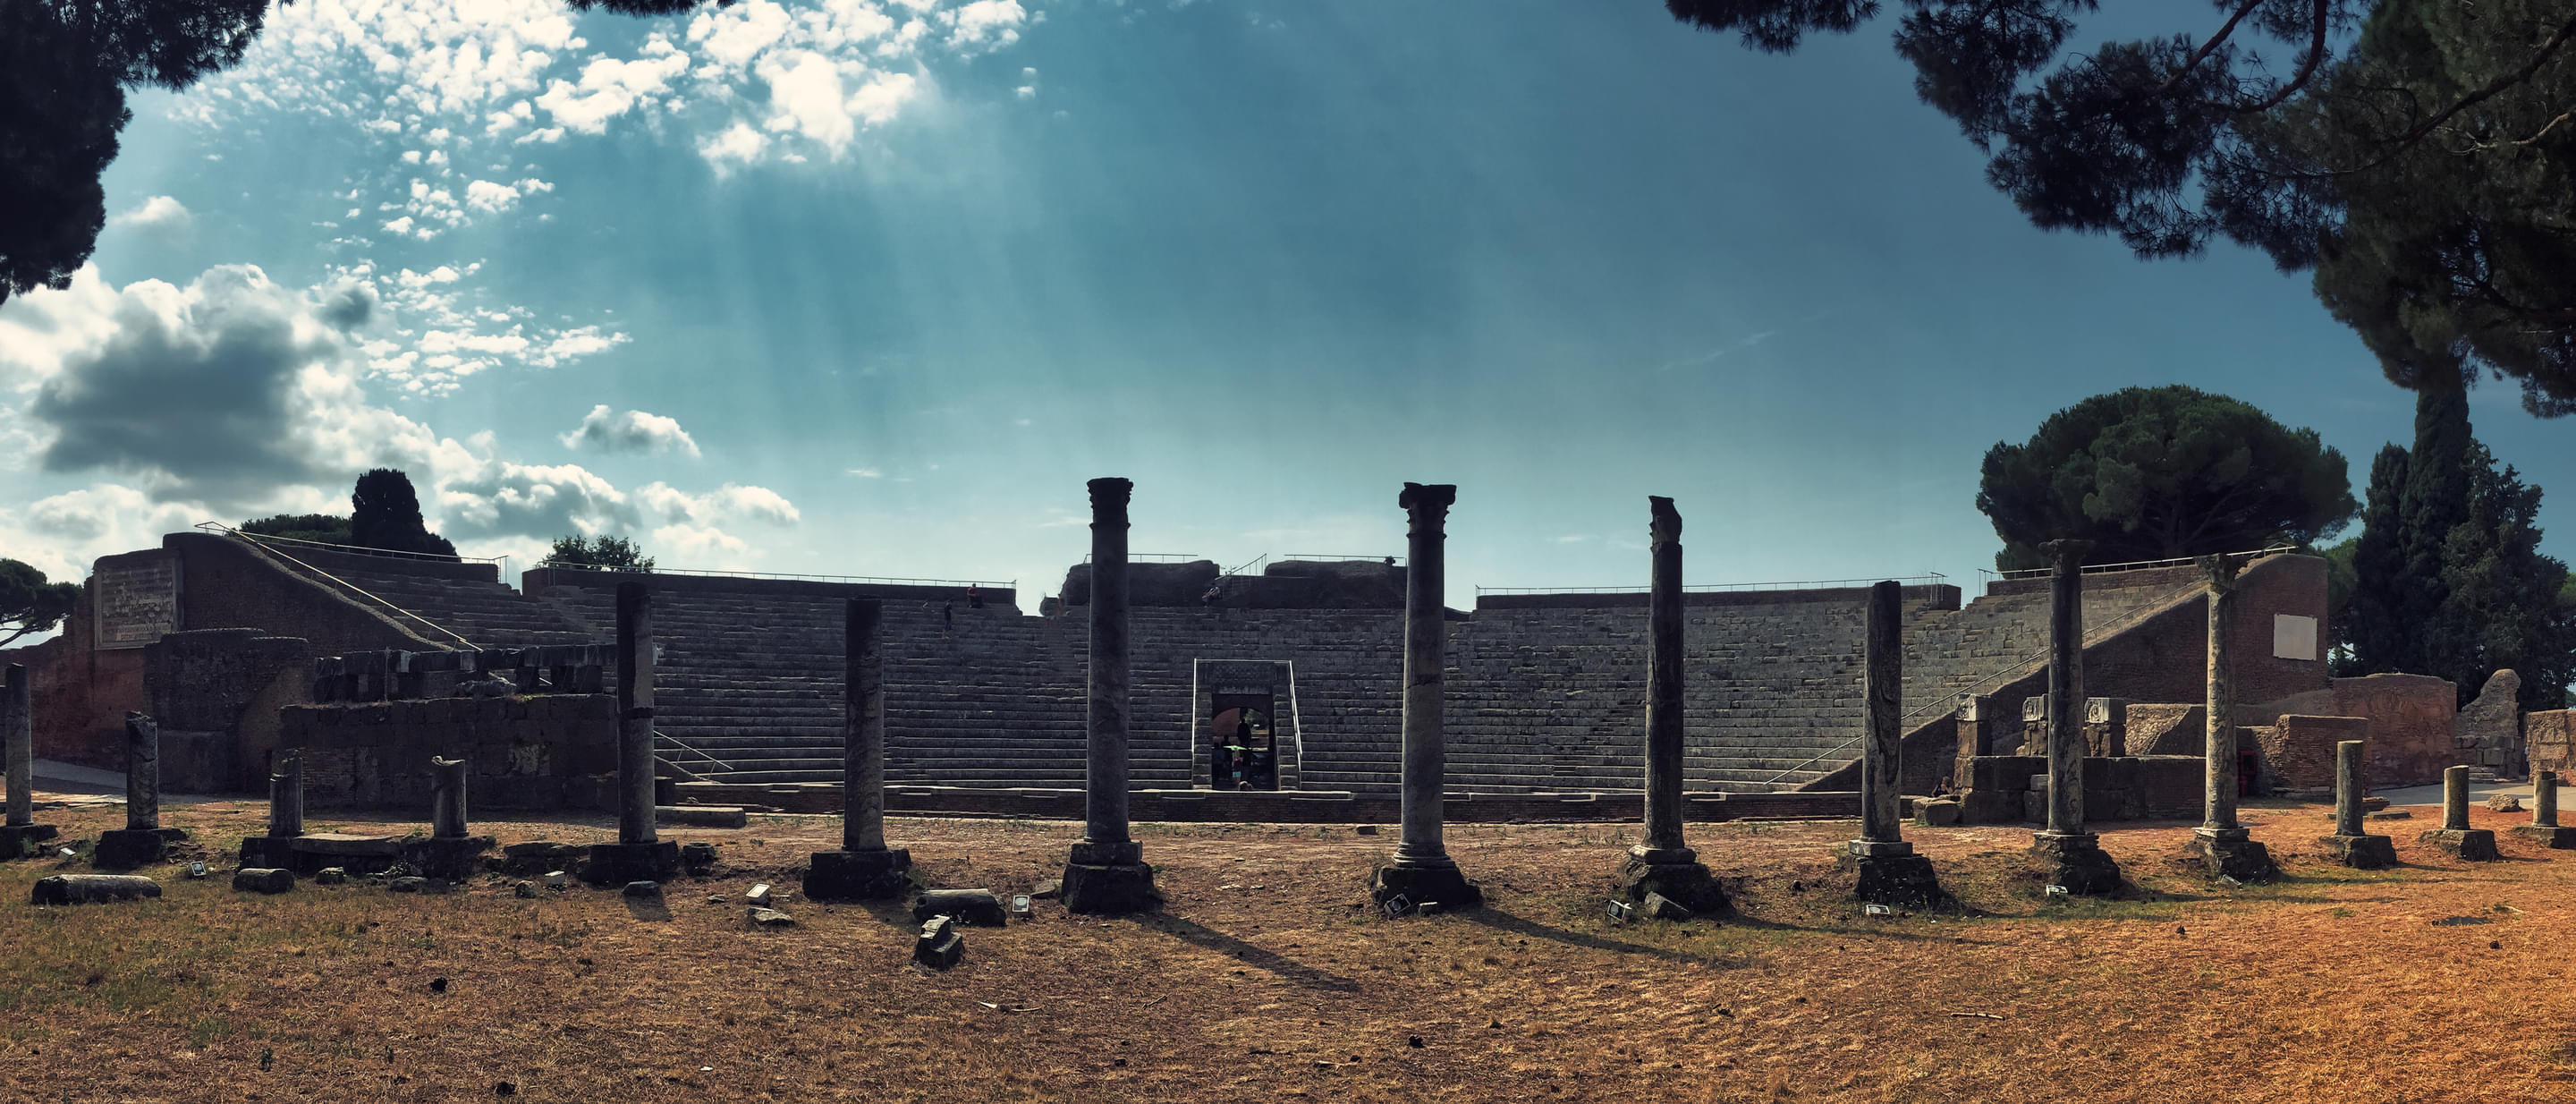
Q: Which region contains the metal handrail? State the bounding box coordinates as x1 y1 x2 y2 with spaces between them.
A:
210 526 479 650
653 730 736 776
1758 573 2213 786
196 522 505 565
1994 544 2296 582
1477 573 1947 597
1217 553 1269 580
536 561 1011 589
1080 552 1203 564
1277 553 1399 563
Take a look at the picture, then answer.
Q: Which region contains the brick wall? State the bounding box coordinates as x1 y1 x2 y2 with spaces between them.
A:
2252 715 2366 791
277 694 617 811
2529 711 2573 783
2250 674 2455 788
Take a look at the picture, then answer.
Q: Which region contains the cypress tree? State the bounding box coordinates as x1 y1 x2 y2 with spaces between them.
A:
2341 444 2411 674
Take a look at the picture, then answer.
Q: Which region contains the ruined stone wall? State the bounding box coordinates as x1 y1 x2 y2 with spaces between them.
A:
2251 715 2368 793
276 694 617 811
2529 710 2575 783
144 629 313 793
2455 670 2524 777
2250 674 2456 789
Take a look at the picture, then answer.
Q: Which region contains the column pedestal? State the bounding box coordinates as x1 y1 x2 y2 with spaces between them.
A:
1063 839 1159 913
0 823 59 860
2417 828 2499 861
1611 845 1725 914
805 847 914 901
2185 826 2278 881
1369 851 1481 913
2029 830 2123 896
1838 839 1946 909
2510 825 2576 848
2318 833 2396 868
94 828 184 870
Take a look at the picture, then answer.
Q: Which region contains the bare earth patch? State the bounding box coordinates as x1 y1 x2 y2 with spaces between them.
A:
3 798 2570 1102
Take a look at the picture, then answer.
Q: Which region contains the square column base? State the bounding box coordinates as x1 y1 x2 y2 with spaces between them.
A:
94 828 185 870
1061 860 1160 915
2028 832 2124 896
2318 834 2396 869
2184 830 2279 882
2419 828 2499 861
1612 849 1727 915
2509 825 2576 849
0 823 61 860
584 841 681 885
803 848 914 901
1369 856 1481 913
417 836 493 880
1837 849 1948 909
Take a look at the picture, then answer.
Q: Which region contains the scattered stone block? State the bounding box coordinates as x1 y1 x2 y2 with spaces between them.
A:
2486 794 2524 812
913 888 1008 927
93 828 180 870
1914 800 1962 827
1640 892 1692 921
2419 828 2500 861
30 874 162 904
513 881 540 898
388 877 428 893
804 848 911 902
680 842 720 876
657 806 748 829
913 916 963 970
2320 834 2396 869
2511 825 2576 849
745 882 774 906
749 907 794 927
0 823 61 860
623 879 663 899
1030 879 1062 900
314 868 349 886
232 868 294 894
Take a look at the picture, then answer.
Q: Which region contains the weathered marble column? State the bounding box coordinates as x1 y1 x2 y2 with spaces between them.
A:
1062 477 1157 913
806 598 915 900
587 582 679 883
269 752 305 838
2420 764 2499 859
94 712 175 869
1371 482 1480 912
2513 769 2576 848
1844 580 1945 906
1611 497 1724 915
2028 539 2122 894
430 757 469 839
0 663 59 860
2189 553 2275 880
2319 739 2395 867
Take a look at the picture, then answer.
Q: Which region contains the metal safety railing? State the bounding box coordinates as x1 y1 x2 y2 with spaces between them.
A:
1476 573 1946 597
1277 553 1400 563
1993 544 2297 582
536 560 1011 590
1757 571 2217 786
198 522 505 564
1080 552 1204 564
202 523 479 650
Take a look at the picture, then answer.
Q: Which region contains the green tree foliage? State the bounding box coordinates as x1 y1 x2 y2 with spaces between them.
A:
2313 535 2358 666
0 558 80 647
239 513 351 545
546 534 654 573
1 0 720 307
348 468 457 560
1667 0 2576 415
2341 387 2574 708
1977 386 2358 570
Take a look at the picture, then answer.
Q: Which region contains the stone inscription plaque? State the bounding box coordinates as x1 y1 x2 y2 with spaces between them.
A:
95 558 180 650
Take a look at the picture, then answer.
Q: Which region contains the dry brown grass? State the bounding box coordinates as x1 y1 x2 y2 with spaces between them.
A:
4 798 2572 1103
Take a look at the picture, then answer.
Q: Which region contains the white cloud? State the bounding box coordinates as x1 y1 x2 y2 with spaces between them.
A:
534 38 693 134
945 0 1026 51
110 195 193 234
639 481 801 526
560 404 702 457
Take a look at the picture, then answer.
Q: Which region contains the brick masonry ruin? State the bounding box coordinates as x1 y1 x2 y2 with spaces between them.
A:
3 531 2398 815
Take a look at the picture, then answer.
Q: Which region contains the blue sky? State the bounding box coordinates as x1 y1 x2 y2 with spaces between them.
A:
0 0 2565 608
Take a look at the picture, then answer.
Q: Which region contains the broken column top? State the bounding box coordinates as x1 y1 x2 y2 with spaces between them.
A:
1087 477 1131 506
1648 496 1681 544
2039 539 2095 564
1399 482 1457 513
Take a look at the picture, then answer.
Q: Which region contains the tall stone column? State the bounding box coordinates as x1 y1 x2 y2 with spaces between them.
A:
2189 553 2275 880
2512 769 2576 848
95 712 177 869
2319 739 2395 867
1062 477 1157 913
1843 580 1945 905
2420 764 2498 860
807 598 915 900
2027 540 2122 894
1371 482 1480 912
588 582 678 883
1611 497 1724 915
0 664 60 860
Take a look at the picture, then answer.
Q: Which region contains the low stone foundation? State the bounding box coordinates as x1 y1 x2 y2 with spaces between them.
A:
278 694 615 812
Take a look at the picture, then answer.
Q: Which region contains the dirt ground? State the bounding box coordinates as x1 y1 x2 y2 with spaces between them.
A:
3 797 2572 1103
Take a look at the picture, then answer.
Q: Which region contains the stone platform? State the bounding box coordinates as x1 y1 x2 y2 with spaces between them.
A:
0 822 61 860
94 828 188 870
2319 833 2397 869
1611 847 1727 914
804 847 914 901
239 832 493 878
2510 825 2576 849
2419 828 2499 862
2029 832 2123 896
2185 829 2279 882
